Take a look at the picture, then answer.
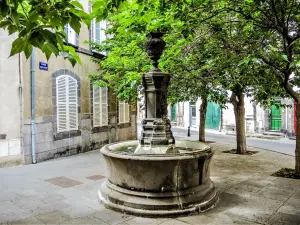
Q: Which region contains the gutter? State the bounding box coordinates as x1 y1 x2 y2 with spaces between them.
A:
30 48 36 164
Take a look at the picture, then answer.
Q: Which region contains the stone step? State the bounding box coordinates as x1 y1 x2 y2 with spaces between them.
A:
262 131 283 137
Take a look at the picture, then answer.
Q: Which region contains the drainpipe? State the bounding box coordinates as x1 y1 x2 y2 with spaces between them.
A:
18 54 24 159
30 48 36 164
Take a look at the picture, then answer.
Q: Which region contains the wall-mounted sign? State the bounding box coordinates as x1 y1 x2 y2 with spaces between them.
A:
39 62 48 71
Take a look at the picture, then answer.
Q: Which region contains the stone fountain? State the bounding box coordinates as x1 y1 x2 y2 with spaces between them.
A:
98 32 218 216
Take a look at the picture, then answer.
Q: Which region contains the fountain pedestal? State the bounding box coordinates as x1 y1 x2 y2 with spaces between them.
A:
140 69 175 146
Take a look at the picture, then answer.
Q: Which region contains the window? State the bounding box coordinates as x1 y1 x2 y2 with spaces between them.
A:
90 20 107 44
64 24 79 46
56 75 78 132
119 101 130 123
93 87 108 126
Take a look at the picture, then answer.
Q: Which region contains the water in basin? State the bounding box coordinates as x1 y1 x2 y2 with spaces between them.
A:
111 140 209 155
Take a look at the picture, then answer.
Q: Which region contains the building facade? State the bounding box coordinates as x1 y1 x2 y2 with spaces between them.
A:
137 96 296 136
0 1 136 164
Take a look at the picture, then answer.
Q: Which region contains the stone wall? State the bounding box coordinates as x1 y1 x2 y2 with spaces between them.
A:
23 113 136 164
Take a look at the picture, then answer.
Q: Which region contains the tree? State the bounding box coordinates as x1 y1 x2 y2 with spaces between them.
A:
223 0 300 175
163 30 227 143
0 0 124 65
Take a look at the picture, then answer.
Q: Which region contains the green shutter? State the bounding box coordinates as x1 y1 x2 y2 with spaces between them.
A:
205 102 221 130
271 102 282 130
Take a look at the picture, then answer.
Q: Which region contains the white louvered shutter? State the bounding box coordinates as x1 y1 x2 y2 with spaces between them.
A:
57 76 68 132
95 21 101 43
91 19 95 43
101 87 108 125
100 20 107 43
93 87 101 127
68 77 78 130
93 87 108 126
119 101 125 123
56 75 78 132
125 103 130 122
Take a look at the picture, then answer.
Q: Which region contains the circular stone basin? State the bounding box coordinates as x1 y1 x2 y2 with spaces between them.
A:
98 140 218 217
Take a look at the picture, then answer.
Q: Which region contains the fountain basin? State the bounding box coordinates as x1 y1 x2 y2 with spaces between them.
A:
98 140 218 217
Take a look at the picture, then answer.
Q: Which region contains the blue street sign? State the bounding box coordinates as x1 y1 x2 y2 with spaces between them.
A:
39 62 48 71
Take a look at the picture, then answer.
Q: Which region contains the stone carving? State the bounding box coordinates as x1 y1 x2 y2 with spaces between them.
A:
145 32 166 68
139 32 175 146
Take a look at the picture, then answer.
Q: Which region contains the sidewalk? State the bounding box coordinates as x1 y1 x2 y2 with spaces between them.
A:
0 141 299 224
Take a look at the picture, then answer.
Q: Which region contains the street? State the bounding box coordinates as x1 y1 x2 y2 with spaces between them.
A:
137 123 296 156
175 129 296 156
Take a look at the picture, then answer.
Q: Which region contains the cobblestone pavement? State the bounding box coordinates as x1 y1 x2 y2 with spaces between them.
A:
0 142 299 225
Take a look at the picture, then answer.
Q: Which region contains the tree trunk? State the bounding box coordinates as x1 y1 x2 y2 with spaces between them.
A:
199 97 208 142
232 93 247 154
295 103 300 177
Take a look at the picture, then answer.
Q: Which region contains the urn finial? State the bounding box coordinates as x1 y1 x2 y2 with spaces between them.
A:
145 32 166 68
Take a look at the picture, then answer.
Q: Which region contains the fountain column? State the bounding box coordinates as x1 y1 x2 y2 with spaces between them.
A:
140 32 175 146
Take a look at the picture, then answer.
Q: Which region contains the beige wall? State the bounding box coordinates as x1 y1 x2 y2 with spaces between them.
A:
23 50 98 119
0 29 21 139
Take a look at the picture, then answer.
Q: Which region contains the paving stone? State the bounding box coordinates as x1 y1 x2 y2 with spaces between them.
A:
0 213 21 223
278 205 300 216
124 217 167 225
268 177 300 191
12 197 46 211
60 205 96 219
62 215 107 224
284 197 300 208
7 216 44 225
86 175 105 181
225 183 262 197
159 219 189 225
0 201 22 214
34 210 72 224
178 214 259 225
45 176 83 188
218 192 246 204
265 212 300 225
0 192 20 202
292 187 300 199
219 194 283 224
254 186 295 201
90 208 132 225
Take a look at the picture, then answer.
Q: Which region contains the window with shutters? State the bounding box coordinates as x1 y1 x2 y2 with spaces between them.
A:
64 24 79 46
119 101 130 123
93 87 108 127
56 75 78 132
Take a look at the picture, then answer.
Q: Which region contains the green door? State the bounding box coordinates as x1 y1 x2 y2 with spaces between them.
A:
271 102 282 130
171 105 176 121
205 102 221 130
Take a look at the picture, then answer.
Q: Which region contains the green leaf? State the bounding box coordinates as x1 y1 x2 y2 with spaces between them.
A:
281 54 289 62
10 37 24 57
7 24 18 35
0 20 11 29
24 43 33 59
69 14 81 34
70 1 84 10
